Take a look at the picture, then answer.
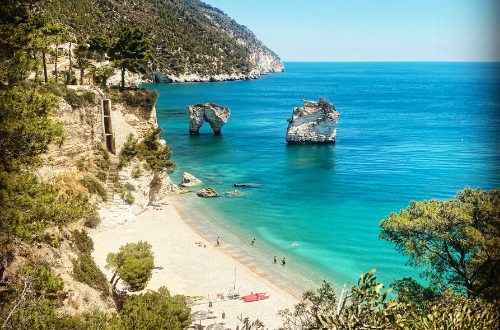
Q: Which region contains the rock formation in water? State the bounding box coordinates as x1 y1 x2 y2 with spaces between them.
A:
286 98 339 144
188 103 230 135
181 172 203 187
197 187 220 198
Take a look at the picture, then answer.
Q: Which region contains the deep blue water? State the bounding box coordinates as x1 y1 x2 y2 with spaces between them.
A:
144 62 500 291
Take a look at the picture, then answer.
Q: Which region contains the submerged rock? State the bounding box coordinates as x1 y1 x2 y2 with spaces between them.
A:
181 172 203 187
234 183 262 188
196 187 220 198
188 103 230 135
225 190 243 197
286 98 339 144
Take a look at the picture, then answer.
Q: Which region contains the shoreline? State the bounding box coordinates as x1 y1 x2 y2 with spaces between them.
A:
91 198 299 329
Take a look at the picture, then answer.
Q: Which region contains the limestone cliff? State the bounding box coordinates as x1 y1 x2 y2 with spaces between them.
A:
286 98 340 144
34 87 179 315
41 0 284 84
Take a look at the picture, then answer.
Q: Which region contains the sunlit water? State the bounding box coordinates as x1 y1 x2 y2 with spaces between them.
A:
143 62 500 293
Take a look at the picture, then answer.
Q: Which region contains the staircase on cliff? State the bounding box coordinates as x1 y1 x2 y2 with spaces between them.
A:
105 155 119 204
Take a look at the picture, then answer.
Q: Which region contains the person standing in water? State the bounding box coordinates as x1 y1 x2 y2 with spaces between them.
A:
273 256 277 263
251 238 255 245
216 236 220 247
282 257 286 266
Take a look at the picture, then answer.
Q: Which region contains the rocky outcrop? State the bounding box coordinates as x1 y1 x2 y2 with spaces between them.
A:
286 98 340 144
197 187 220 198
181 172 203 187
188 103 230 135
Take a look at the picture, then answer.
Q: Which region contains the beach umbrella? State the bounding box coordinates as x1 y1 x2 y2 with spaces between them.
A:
191 310 209 321
205 324 225 330
191 310 209 326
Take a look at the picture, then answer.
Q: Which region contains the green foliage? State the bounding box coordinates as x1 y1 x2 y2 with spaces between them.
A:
80 175 107 201
91 64 115 89
0 87 64 171
2 264 64 330
411 295 500 329
119 287 191 330
64 89 97 108
131 165 142 179
118 129 175 173
106 241 154 292
38 0 273 78
380 188 500 299
88 34 111 61
110 26 149 89
137 128 175 173
115 180 135 205
71 229 94 255
118 134 139 168
72 253 110 296
95 144 111 173
121 89 158 112
74 42 93 85
0 171 100 242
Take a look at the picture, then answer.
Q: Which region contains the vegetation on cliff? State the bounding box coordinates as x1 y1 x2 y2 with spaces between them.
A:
39 0 282 78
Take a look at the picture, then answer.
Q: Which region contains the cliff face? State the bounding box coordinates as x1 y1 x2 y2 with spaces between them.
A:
286 99 340 144
41 0 284 83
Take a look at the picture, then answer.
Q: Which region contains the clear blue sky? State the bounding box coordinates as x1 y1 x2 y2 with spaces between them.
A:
203 0 499 62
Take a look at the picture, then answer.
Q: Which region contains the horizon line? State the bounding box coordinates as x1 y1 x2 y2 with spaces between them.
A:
281 60 500 63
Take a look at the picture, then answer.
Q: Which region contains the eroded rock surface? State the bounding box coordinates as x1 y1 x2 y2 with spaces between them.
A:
197 187 220 198
181 172 203 187
188 103 230 135
286 98 339 144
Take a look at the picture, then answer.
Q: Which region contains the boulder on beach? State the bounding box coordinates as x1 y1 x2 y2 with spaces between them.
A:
196 187 220 198
286 98 339 144
181 172 203 187
188 103 230 135
233 183 261 188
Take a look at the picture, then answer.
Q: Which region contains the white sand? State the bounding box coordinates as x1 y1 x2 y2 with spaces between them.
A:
91 201 298 329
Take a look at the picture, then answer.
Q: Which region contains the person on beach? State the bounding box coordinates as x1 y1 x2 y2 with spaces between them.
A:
216 236 220 247
273 256 277 263
282 257 286 266
251 238 256 245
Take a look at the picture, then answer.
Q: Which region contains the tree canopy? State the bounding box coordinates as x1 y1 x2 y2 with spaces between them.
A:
380 188 500 299
119 287 191 329
106 241 155 292
110 26 149 89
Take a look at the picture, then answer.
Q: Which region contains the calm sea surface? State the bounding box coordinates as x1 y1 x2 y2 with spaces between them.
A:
143 62 500 292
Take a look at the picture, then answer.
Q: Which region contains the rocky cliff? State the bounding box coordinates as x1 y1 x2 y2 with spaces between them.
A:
188 103 231 135
41 0 284 83
286 98 340 144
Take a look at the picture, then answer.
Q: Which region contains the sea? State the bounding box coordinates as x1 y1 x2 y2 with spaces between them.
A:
143 62 500 294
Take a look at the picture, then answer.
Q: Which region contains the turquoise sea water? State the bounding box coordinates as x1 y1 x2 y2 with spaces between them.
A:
144 62 500 292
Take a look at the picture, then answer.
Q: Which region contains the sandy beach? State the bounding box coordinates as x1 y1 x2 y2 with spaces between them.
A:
91 200 298 329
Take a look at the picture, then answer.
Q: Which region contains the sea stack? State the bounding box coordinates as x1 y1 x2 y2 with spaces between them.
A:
188 103 230 135
286 98 339 144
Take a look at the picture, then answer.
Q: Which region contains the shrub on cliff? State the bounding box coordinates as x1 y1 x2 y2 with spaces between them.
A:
121 89 158 112
71 230 94 255
64 89 97 108
80 175 107 201
72 253 110 296
118 129 175 173
137 128 175 173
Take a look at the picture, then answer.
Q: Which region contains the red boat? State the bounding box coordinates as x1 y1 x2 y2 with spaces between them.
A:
241 292 269 302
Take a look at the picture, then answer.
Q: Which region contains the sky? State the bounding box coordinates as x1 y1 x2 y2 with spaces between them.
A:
203 0 500 62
